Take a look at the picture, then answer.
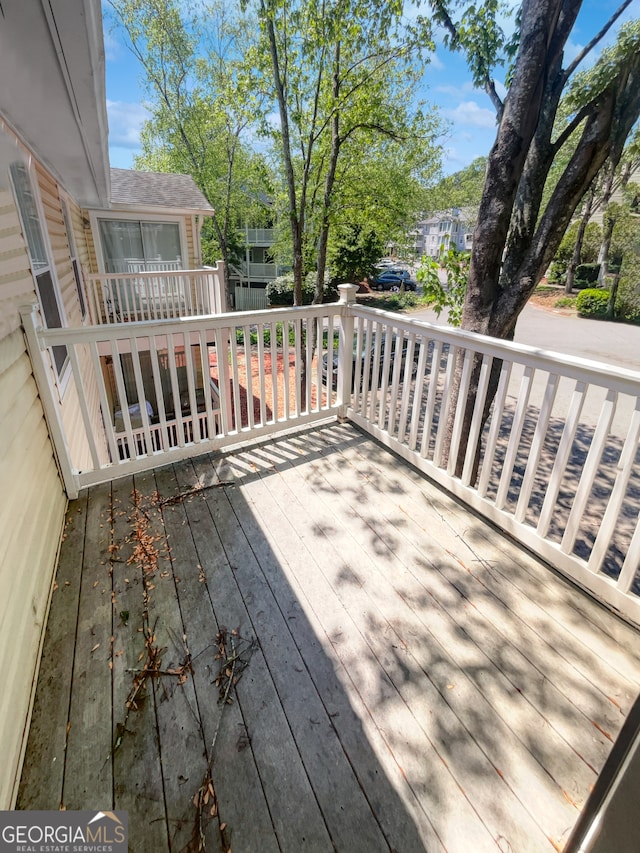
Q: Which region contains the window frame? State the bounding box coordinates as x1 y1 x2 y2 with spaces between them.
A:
89 210 188 274
60 195 88 322
10 159 70 390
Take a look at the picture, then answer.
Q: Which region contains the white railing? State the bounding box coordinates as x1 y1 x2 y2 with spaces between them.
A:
235 286 269 311
125 258 183 272
21 287 640 626
244 262 279 280
84 264 226 324
246 228 275 245
21 298 345 492
343 302 640 627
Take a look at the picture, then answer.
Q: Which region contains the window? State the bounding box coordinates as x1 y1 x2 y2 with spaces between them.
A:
98 219 182 273
10 162 67 376
61 199 87 319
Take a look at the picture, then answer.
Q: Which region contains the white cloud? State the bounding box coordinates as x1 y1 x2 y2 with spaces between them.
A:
442 101 497 129
102 28 121 63
106 100 151 149
436 80 477 98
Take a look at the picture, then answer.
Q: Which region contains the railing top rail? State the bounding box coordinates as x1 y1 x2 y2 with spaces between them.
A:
86 267 220 280
353 304 640 397
33 303 343 346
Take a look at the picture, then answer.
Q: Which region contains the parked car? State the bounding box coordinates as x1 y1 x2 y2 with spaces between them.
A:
371 268 416 291
322 333 420 391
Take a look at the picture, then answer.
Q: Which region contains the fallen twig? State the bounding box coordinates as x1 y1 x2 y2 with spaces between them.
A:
160 481 235 507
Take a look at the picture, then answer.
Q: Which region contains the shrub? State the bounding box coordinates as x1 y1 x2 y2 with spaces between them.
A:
615 264 640 324
554 296 576 309
575 262 600 284
576 288 610 318
266 270 334 305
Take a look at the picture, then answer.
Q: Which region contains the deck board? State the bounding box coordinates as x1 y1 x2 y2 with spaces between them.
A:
17 423 640 852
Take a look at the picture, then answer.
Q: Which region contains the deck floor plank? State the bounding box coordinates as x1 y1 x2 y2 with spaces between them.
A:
18 423 640 853
154 460 273 853
132 468 223 853
62 481 114 811
182 455 336 852
110 475 168 851
17 490 88 809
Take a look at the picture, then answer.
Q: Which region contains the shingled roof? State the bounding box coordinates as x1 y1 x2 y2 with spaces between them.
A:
110 168 213 211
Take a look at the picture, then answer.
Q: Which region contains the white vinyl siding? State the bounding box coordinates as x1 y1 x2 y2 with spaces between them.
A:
0 183 66 809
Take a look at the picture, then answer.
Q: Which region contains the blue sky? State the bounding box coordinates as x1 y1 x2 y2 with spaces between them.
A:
104 0 638 177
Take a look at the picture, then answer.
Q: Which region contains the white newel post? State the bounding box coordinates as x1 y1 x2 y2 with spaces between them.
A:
20 305 79 499
337 284 358 420
210 262 227 314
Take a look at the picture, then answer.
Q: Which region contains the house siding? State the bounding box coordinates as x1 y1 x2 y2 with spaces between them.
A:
34 166 108 470
0 185 66 809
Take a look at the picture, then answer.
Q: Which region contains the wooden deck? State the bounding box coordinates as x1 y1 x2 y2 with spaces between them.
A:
18 422 640 852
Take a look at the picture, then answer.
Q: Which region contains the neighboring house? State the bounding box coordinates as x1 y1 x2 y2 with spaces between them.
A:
412 208 475 258
230 224 289 310
89 167 213 274
0 0 220 808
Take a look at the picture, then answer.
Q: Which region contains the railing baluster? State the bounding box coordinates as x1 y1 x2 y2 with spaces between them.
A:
387 329 406 436
214 326 233 435
110 337 136 458
461 354 492 486
148 336 171 452
515 373 559 522
587 398 640 574
130 336 154 454
282 321 291 422
478 360 512 498
166 333 186 448
396 332 417 444
294 318 302 418
66 343 102 470
270 321 278 421
561 388 618 555
88 339 119 465
257 322 267 426
183 334 200 443
377 325 395 430
447 348 474 477
229 327 243 431
243 324 255 431
305 317 313 414
433 344 458 468
618 514 640 593
368 321 383 424
537 380 587 537
417 338 440 457
495 365 535 510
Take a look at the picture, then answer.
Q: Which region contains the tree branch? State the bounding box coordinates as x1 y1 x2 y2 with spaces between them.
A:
563 0 635 82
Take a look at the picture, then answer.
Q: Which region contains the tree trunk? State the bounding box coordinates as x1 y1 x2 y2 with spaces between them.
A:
447 17 640 481
261 0 304 305
315 42 341 305
606 273 621 319
565 189 595 293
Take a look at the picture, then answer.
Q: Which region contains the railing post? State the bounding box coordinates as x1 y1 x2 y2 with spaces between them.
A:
337 284 358 420
20 305 80 499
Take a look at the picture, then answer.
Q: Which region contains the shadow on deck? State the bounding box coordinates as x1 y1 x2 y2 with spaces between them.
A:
18 423 640 852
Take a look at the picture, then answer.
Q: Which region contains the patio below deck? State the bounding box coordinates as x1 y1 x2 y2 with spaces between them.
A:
18 422 640 852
